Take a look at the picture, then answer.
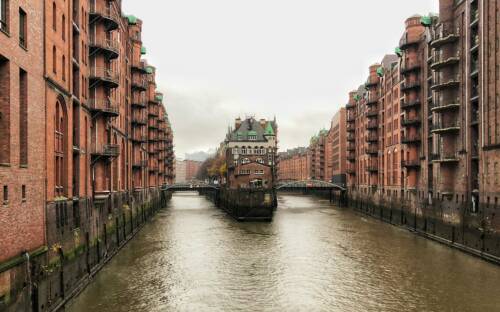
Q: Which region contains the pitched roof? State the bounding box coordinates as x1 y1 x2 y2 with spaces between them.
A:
228 117 275 142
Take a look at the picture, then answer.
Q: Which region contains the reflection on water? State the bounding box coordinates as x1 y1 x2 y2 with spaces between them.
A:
68 193 500 311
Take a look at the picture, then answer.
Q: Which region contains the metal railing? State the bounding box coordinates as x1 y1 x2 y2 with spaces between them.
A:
88 98 119 115
89 37 120 54
90 67 119 84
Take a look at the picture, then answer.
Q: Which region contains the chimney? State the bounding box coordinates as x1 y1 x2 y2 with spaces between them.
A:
235 117 242 129
259 119 266 128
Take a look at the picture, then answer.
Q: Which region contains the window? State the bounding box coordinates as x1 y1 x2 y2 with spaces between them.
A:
62 55 66 81
62 14 65 40
19 68 27 166
3 185 7 204
241 158 250 164
52 2 56 31
55 99 67 196
256 158 264 164
52 46 57 74
0 57 10 164
19 8 26 47
248 135 257 141
21 185 26 202
0 0 8 32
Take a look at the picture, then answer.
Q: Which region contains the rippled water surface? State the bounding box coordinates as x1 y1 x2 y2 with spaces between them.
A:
68 193 500 312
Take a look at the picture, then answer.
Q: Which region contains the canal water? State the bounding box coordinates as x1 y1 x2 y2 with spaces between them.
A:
68 193 500 312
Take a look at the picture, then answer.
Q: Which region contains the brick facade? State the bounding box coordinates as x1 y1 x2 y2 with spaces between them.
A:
0 1 175 310
345 0 500 263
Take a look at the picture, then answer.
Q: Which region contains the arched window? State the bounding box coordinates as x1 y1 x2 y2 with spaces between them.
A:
55 98 67 196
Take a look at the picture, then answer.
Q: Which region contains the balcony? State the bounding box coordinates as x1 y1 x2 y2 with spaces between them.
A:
366 133 378 143
148 108 159 117
131 60 148 73
131 135 147 143
346 168 356 175
347 124 355 132
132 77 148 91
89 37 119 59
367 166 378 173
431 121 460 134
132 115 147 126
148 121 159 130
431 78 460 91
401 133 421 144
366 108 378 118
347 143 356 151
91 144 120 158
431 30 459 48
367 120 378 130
431 153 460 163
347 115 355 123
401 117 421 127
402 160 420 169
132 160 148 169
347 134 355 142
89 67 119 89
400 62 421 74
366 97 379 106
365 77 379 89
88 98 119 117
431 55 460 71
366 145 378 155
401 81 421 92
400 98 421 110
431 99 460 112
131 96 147 108
347 152 356 162
399 36 421 50
89 3 119 31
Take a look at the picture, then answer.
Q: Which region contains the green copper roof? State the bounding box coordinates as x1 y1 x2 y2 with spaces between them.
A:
126 15 138 25
420 15 432 26
146 66 154 74
354 94 361 101
141 46 147 55
265 122 275 136
247 130 257 136
395 47 403 57
376 67 384 77
155 94 163 102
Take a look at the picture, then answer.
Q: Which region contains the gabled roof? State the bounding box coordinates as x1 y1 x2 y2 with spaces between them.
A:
228 118 276 142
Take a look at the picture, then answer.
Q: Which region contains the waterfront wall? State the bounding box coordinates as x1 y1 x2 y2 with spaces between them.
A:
347 190 500 265
0 189 171 312
203 188 277 221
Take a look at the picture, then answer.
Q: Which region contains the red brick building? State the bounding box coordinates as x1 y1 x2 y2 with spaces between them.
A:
329 108 347 181
225 117 278 189
0 1 175 310
0 0 46 309
278 147 310 182
185 160 202 181
346 0 500 263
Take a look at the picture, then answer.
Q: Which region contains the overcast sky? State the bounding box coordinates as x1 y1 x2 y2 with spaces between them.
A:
122 0 438 158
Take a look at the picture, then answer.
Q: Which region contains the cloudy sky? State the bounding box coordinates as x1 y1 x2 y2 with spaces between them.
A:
122 0 438 158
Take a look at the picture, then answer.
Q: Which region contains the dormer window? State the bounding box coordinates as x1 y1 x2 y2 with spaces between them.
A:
256 158 264 164
242 158 250 164
248 135 257 141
